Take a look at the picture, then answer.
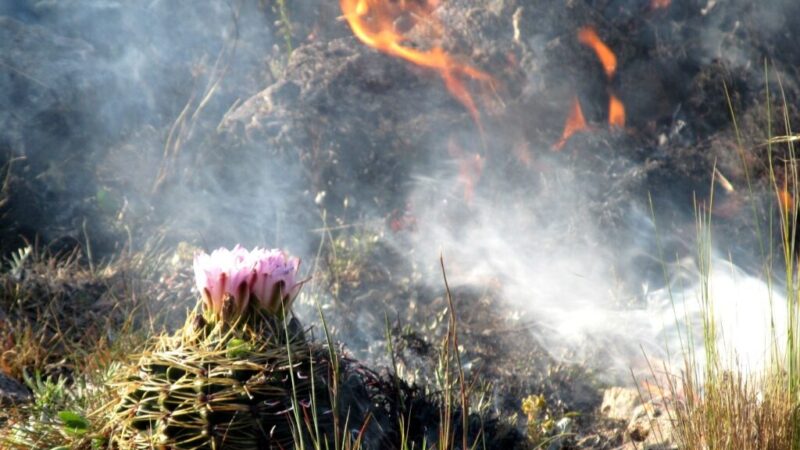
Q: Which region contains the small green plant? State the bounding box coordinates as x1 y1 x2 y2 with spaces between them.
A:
520 394 576 448
521 394 552 443
1 368 117 450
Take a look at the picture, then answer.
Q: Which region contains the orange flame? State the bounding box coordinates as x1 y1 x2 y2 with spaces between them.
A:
340 0 491 128
779 189 794 213
577 27 617 79
608 93 625 128
651 0 671 10
778 174 794 213
553 96 588 150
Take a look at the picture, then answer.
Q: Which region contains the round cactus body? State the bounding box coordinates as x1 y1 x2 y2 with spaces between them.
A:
112 314 329 450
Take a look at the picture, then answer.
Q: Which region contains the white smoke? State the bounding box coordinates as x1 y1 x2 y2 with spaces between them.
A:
647 256 788 374
402 155 788 381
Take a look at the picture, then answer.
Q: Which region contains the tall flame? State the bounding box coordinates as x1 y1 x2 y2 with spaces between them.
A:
553 96 588 151
340 0 491 127
577 27 617 79
575 26 627 131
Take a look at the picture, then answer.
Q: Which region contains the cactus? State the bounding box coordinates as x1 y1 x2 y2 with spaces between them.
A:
108 246 330 450
110 311 329 450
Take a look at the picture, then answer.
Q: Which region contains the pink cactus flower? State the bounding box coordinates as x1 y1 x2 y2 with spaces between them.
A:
193 245 255 318
193 245 302 320
249 248 302 314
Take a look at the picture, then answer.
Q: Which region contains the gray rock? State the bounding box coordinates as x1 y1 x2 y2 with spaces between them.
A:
625 402 678 450
600 387 642 421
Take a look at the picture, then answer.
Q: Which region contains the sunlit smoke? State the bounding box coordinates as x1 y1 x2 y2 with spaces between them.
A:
402 159 788 380
646 257 787 374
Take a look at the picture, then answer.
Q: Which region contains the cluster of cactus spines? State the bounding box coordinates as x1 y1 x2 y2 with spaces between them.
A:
110 246 329 450
112 311 329 449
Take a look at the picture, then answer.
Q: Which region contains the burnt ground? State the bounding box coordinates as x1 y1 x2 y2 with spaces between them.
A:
2 0 800 448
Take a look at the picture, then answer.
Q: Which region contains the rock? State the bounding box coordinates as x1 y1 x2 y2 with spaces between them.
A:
624 401 678 450
597 388 679 450
545 417 576 450
600 387 641 421
0 372 31 406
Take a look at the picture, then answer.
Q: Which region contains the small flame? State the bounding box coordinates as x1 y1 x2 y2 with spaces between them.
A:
578 27 617 79
779 189 793 213
651 0 671 10
608 93 625 128
566 27 626 135
340 0 492 128
778 176 794 214
553 96 588 150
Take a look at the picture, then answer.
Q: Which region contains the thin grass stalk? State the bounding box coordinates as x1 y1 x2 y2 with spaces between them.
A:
763 59 784 378
317 300 343 450
440 256 469 450
282 307 306 450
725 82 767 264
777 73 800 447
694 186 718 386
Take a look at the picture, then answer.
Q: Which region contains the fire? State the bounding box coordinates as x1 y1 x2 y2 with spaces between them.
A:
778 175 794 213
578 25 625 129
577 27 617 79
608 93 625 128
553 96 588 150
779 189 793 213
340 0 492 128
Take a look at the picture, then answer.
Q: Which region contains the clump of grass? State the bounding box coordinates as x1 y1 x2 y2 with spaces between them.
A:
668 366 795 449
0 241 194 448
0 246 121 379
660 194 797 449
0 239 191 378
657 68 800 450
